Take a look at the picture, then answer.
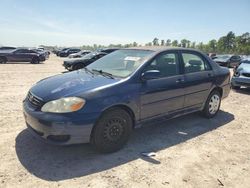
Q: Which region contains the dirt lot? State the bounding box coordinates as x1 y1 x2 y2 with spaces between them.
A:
0 55 250 188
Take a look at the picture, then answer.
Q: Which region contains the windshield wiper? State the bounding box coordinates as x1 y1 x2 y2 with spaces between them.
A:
92 69 114 79
83 67 94 75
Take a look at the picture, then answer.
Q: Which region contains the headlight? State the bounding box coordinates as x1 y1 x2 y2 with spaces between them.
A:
41 97 85 113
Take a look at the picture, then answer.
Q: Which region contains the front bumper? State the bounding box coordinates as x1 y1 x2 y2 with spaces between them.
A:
231 76 250 87
23 100 99 145
63 62 73 70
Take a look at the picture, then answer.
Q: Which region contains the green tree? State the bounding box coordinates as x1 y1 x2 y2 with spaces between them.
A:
133 42 138 47
172 40 178 47
166 39 171 46
160 39 165 46
208 39 217 52
153 38 159 46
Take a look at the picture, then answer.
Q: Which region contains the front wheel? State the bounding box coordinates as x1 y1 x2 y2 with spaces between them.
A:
31 57 40 64
91 108 132 153
0 57 7 64
202 90 221 118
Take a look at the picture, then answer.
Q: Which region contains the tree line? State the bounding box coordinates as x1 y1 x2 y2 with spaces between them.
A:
146 31 250 55
41 31 250 55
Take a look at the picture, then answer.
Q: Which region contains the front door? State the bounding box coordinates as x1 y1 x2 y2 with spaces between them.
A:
140 51 185 120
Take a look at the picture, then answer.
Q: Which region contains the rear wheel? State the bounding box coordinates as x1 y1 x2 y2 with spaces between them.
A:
91 108 132 153
31 57 40 64
202 90 221 118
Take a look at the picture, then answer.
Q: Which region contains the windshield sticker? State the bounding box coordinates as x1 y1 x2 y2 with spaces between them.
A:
124 56 141 61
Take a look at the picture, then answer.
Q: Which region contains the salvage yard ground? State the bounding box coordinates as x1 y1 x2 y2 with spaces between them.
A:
0 55 250 188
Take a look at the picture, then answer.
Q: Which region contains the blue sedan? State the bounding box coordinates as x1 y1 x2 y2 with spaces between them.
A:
23 47 231 153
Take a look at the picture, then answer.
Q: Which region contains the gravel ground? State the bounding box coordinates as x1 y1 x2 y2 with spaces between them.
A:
0 55 250 188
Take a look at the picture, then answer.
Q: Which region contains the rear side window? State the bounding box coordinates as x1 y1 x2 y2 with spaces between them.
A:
182 53 210 73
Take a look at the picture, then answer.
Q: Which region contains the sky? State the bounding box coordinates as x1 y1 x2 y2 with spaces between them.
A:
0 0 249 47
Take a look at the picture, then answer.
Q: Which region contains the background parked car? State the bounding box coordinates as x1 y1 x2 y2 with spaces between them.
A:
0 46 16 51
63 48 119 71
63 51 108 71
56 48 69 56
59 48 81 57
0 48 46 64
68 50 91 58
231 58 250 89
97 48 120 53
214 54 241 67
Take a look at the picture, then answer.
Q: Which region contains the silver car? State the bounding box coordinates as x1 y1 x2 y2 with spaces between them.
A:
231 58 250 89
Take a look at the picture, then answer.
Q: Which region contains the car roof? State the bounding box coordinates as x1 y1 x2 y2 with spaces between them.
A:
126 46 203 53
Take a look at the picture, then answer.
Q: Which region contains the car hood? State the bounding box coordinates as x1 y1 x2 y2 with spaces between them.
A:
64 57 90 64
30 70 120 102
238 63 250 73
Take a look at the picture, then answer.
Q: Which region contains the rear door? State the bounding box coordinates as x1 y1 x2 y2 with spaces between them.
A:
140 51 185 119
180 51 214 109
11 49 30 62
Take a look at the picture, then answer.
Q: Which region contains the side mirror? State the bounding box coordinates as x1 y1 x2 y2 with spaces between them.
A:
141 70 161 80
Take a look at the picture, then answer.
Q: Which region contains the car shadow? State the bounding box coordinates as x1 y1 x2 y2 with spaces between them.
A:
0 62 45 65
234 87 250 95
15 110 234 181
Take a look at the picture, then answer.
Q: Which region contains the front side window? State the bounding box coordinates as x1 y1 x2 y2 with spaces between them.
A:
182 53 210 73
145 52 179 77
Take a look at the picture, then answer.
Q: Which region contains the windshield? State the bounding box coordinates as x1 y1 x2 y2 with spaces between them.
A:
87 49 154 78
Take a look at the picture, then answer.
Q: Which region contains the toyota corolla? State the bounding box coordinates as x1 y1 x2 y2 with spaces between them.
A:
23 47 231 153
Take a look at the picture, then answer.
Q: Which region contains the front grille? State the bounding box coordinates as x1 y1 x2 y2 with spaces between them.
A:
27 92 44 108
242 73 250 77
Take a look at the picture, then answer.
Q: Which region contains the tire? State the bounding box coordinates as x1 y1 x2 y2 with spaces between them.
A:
72 63 84 70
91 108 133 153
202 90 221 118
31 57 40 64
0 57 7 64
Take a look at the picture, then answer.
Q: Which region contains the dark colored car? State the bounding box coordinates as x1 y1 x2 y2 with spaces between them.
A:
0 46 16 50
59 48 81 57
231 58 250 89
63 51 108 71
56 48 69 56
214 55 241 67
0 48 46 64
68 50 91 58
23 47 230 153
97 48 120 53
